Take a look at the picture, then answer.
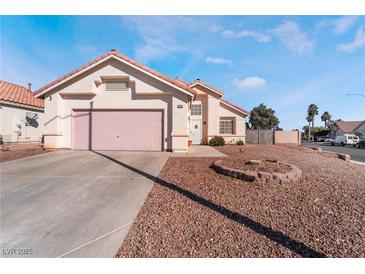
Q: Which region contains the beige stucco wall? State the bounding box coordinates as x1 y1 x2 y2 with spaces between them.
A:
0 103 44 143
274 130 301 145
191 85 247 144
42 59 190 151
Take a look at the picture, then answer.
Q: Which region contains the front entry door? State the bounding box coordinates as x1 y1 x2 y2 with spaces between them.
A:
190 119 202 145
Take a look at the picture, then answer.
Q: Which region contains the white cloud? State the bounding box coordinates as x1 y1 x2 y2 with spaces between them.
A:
317 16 359 34
221 29 271 43
205 56 232 65
233 76 266 90
221 30 235 38
334 16 359 34
124 16 198 62
270 21 314 56
209 24 223 33
338 27 365 53
235 30 271 42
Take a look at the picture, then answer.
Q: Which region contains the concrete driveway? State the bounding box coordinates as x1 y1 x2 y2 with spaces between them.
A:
0 150 170 257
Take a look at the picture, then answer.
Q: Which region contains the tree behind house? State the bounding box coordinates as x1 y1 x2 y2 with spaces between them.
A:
306 115 312 140
307 104 319 128
321 111 332 129
306 103 319 141
249 103 280 129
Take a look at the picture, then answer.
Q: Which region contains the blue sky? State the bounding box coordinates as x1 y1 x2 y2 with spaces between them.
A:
1 16 364 129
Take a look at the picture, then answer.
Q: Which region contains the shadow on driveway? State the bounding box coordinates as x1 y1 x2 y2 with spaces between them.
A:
93 151 327 258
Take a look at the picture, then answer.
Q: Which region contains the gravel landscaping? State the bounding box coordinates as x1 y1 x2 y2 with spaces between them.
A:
219 158 291 173
116 145 365 258
0 143 47 163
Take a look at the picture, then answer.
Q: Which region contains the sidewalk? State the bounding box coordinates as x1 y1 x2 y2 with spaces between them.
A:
171 145 227 157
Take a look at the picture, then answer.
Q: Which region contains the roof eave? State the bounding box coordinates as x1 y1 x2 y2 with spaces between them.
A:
0 100 44 110
190 82 223 97
220 100 250 116
35 54 195 98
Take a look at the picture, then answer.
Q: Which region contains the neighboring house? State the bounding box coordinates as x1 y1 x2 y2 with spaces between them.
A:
329 120 365 140
34 49 249 152
0 80 44 143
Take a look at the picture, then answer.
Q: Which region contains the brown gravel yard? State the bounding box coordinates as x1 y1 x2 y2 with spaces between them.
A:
0 143 47 163
116 145 365 258
219 158 291 173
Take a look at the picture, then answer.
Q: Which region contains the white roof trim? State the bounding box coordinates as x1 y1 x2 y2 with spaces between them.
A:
190 82 223 96
35 55 194 98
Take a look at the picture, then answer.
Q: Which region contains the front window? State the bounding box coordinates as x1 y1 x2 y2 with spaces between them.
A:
105 80 128 90
220 120 233 134
191 104 202 116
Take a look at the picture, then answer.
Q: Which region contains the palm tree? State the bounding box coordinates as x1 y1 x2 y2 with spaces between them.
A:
306 104 319 141
306 115 312 141
321 111 332 129
307 104 319 128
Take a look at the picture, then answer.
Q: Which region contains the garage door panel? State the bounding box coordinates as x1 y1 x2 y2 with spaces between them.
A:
72 111 90 150
72 110 163 151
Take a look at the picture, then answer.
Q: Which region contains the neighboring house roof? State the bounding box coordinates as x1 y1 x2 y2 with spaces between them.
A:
335 120 365 133
0 80 44 109
35 49 196 97
190 79 225 96
220 98 250 116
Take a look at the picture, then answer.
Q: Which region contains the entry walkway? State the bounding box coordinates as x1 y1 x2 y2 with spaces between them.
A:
171 145 227 157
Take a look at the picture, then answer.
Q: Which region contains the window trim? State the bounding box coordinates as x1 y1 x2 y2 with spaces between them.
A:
105 80 129 91
219 119 234 134
191 103 202 116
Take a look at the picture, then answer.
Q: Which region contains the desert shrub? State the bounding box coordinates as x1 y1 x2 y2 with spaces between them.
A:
236 139 244 146
209 136 225 146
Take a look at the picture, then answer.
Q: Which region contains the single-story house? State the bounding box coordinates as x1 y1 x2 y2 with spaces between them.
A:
0 80 44 143
329 120 365 140
34 49 249 152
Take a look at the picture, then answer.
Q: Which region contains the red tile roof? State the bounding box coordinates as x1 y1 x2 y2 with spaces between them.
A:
190 79 225 96
0 80 44 108
220 98 250 116
175 76 191 86
336 120 364 133
35 49 196 96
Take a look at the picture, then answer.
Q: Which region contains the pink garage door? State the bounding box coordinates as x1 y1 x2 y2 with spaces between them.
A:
72 110 163 151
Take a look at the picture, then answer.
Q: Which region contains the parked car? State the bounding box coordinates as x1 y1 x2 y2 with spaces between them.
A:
333 134 359 146
318 136 328 142
357 140 365 149
325 138 335 144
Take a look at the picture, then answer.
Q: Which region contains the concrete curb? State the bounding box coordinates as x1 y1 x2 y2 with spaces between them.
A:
336 153 350 162
350 160 365 166
306 146 351 162
308 147 322 151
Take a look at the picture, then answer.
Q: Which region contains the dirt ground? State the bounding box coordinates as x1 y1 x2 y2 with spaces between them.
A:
0 143 47 163
117 144 365 258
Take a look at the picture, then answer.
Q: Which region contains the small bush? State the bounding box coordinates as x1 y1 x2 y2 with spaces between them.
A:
236 139 244 146
209 136 225 146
